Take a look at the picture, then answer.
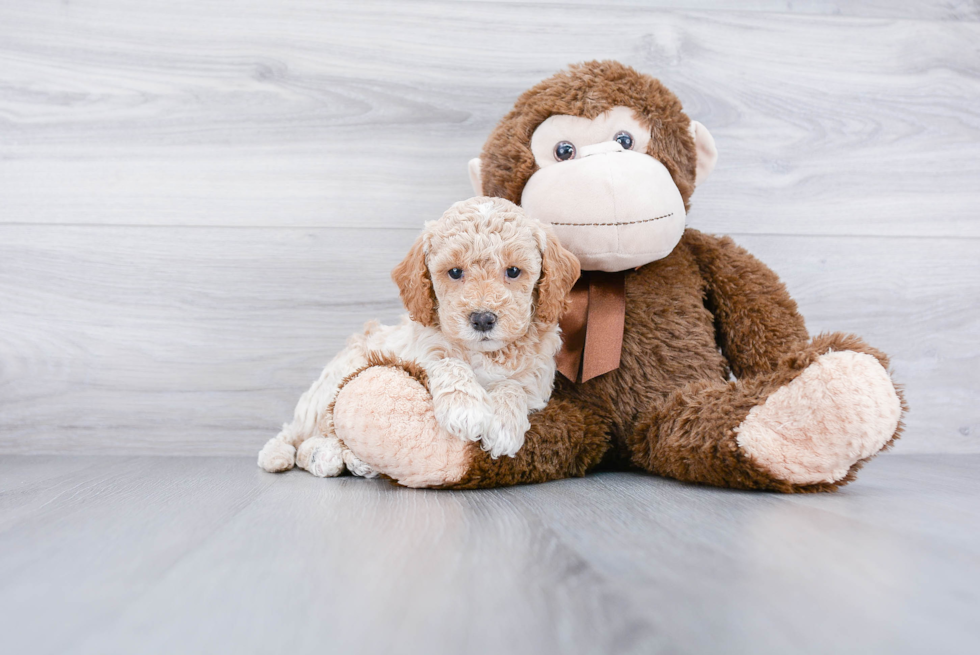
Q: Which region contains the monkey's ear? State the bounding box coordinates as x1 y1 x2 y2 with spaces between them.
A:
468 157 484 196
689 121 718 186
391 234 438 327
535 227 581 326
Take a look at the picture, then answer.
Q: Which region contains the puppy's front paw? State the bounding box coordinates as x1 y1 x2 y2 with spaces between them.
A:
296 436 345 478
434 393 495 443
343 448 379 479
258 437 296 472
482 413 530 459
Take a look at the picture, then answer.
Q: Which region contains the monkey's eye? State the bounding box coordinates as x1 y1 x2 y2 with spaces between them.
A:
614 131 634 150
553 141 576 161
505 266 521 279
448 268 463 280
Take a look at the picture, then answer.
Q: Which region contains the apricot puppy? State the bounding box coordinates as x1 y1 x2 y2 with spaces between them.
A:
257 197 580 478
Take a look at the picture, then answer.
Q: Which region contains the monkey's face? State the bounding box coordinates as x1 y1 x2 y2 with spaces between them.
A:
520 106 690 272
469 62 719 273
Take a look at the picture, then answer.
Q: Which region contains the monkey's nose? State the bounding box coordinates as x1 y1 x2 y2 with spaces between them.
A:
469 312 497 333
578 141 625 158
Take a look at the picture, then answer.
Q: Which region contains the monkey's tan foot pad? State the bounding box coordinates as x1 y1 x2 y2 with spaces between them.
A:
334 366 472 488
735 351 902 485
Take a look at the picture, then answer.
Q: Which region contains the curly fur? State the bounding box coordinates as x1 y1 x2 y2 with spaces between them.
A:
257 196 580 476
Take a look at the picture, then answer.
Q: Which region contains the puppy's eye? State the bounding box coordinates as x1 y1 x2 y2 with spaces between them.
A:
505 267 521 279
554 141 576 161
448 268 463 280
614 131 634 150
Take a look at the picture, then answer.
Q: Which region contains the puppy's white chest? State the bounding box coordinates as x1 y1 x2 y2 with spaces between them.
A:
468 356 514 389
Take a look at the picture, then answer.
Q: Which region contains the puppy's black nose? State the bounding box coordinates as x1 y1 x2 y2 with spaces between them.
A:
469 311 497 333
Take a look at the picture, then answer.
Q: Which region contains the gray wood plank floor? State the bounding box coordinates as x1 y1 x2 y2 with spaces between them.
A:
0 454 977 655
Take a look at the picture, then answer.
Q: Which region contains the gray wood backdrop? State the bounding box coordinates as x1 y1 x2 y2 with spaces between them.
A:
1 0 978 456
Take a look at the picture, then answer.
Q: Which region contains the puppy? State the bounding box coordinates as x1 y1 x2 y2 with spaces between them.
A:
257 197 580 478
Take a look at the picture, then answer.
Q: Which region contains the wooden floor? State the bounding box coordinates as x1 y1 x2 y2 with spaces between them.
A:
1 454 977 654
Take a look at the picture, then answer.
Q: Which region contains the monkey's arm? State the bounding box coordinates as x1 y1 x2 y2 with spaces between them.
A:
682 229 809 378
332 363 614 488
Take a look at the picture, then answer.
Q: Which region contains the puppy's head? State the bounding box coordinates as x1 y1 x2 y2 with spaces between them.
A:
392 197 580 352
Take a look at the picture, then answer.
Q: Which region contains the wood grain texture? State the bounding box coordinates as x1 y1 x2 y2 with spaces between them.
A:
0 1 977 455
0 226 976 454
0 454 977 655
1 2 978 236
452 1 980 21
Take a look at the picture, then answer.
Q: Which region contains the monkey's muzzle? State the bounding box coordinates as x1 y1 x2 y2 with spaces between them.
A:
520 149 687 272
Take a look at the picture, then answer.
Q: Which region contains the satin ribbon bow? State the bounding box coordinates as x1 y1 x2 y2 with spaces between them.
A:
556 270 626 383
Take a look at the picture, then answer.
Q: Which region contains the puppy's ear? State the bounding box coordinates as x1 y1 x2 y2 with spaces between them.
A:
535 227 581 326
392 233 439 327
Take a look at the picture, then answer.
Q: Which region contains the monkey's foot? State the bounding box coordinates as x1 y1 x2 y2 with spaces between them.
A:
735 351 902 485
333 366 473 488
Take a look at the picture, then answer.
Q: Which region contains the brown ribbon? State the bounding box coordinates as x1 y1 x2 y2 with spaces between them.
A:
556 270 626 383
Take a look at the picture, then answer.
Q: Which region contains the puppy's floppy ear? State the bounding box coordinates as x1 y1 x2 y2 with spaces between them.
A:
535 226 581 326
392 233 439 327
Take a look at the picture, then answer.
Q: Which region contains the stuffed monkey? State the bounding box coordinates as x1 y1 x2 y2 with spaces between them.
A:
331 61 905 492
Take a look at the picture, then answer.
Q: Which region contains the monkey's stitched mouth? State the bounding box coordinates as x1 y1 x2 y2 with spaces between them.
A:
549 212 673 227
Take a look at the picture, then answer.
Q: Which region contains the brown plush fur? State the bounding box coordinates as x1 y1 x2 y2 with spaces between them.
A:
446 396 612 489
435 60 905 492
480 60 698 212
443 228 905 491
336 61 904 492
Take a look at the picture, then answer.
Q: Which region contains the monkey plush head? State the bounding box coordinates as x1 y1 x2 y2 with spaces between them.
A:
468 60 718 272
